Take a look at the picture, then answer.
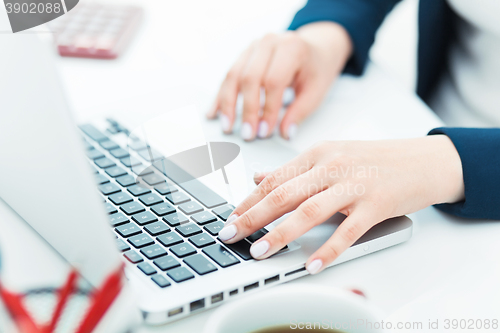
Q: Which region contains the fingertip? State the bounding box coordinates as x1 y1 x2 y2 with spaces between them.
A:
306 258 323 275
220 114 232 134
241 122 255 141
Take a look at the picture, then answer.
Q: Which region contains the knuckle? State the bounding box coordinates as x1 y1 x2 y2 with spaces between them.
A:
260 172 280 193
241 73 259 88
225 68 239 82
270 227 287 245
269 186 290 209
298 200 322 221
323 242 341 260
341 223 360 243
263 76 281 91
238 213 255 231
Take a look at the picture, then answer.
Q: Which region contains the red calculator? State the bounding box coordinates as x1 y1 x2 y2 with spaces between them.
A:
48 3 143 59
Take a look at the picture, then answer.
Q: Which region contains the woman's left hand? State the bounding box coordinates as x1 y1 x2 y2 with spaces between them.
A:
218 136 465 274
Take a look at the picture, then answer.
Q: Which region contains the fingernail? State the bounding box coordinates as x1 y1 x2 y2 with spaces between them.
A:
241 122 253 141
226 214 238 224
306 259 323 274
287 123 298 140
253 172 263 183
257 121 268 138
250 240 270 258
220 114 230 132
219 224 237 241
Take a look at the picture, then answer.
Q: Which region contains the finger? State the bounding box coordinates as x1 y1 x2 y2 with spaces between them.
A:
220 169 327 243
248 186 352 259
227 151 315 223
218 44 255 133
259 39 303 138
206 98 219 119
305 210 375 274
280 84 322 140
239 34 277 141
253 171 270 185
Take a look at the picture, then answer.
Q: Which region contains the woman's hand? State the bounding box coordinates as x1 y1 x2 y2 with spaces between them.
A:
218 136 465 274
207 22 352 141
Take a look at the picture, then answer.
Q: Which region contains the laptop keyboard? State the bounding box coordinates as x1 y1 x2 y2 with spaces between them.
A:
80 121 277 289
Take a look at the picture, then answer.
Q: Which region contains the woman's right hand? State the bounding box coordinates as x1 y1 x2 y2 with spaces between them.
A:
207 22 353 141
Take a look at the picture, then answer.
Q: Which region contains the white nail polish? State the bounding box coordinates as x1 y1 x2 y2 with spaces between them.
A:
219 224 237 241
307 259 323 274
257 121 268 138
288 123 298 140
241 122 253 140
220 115 230 132
250 240 270 258
226 214 238 224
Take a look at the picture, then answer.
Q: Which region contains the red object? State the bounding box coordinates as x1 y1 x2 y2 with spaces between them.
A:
0 265 124 333
49 3 142 59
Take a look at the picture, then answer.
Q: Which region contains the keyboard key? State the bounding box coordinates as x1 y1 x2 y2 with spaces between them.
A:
139 193 163 206
155 183 178 195
163 212 189 227
138 262 156 275
144 221 170 236
151 274 171 288
98 183 121 195
202 244 240 268
150 202 175 216
184 254 217 275
115 223 141 238
203 221 224 236
189 233 215 248
123 250 143 263
247 229 267 243
175 223 202 237
212 204 235 221
128 234 154 248
225 240 252 260
157 233 183 247
170 243 197 258
109 192 133 205
109 212 128 226
120 156 141 168
153 255 180 271
83 140 94 150
116 174 137 187
165 192 190 205
120 202 145 215
127 184 151 197
167 267 194 283
131 164 154 176
141 173 165 186
87 149 105 160
179 202 203 215
104 203 117 214
132 211 157 226
110 147 129 159
140 244 167 259
191 211 217 225
116 238 130 252
95 157 116 169
80 124 108 142
95 173 109 185
100 140 119 150
105 166 127 178
138 148 164 162
128 140 148 151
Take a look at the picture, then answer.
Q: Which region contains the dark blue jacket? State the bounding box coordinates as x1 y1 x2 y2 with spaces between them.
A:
289 0 500 219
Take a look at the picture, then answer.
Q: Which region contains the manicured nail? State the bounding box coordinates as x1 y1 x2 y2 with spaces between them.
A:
206 101 218 118
226 214 238 224
220 114 230 132
287 123 298 140
241 122 253 141
257 121 268 138
250 240 270 258
253 172 264 183
219 224 237 241
306 259 323 274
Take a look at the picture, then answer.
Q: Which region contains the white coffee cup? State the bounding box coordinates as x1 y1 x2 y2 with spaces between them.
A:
203 283 386 333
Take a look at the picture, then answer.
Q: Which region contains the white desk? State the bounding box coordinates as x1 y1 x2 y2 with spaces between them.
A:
2 0 500 332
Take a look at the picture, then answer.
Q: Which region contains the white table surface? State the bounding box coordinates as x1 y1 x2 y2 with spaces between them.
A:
1 0 499 332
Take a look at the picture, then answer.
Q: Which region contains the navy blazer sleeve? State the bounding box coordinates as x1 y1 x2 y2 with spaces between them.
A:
429 128 500 220
288 0 401 75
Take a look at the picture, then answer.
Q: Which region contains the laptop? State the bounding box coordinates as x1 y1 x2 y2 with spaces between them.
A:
0 31 412 325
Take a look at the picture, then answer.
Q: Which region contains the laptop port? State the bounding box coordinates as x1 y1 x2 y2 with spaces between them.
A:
190 299 205 312
229 289 238 296
244 282 259 292
285 267 306 277
264 275 280 285
211 292 223 304
168 307 183 317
